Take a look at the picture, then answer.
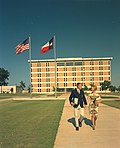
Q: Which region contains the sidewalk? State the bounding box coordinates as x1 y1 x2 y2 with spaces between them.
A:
54 96 120 148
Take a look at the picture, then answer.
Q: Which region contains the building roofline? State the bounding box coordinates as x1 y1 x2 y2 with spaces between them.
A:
28 57 113 63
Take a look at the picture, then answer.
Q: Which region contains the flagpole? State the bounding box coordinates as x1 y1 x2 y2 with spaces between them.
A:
29 36 32 98
53 34 57 98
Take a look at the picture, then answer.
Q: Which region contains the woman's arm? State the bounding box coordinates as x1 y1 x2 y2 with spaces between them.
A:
96 95 102 103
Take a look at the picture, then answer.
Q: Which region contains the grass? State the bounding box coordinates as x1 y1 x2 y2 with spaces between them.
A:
101 96 119 98
0 93 39 98
0 93 62 99
102 100 120 109
0 100 65 148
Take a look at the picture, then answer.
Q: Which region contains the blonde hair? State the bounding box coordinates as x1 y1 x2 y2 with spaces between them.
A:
92 85 97 91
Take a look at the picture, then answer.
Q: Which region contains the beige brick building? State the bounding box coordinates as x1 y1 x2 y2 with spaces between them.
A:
30 57 112 94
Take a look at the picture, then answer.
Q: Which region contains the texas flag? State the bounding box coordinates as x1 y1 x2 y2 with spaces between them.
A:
40 37 54 54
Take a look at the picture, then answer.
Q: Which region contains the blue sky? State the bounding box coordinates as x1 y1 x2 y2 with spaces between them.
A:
0 0 120 87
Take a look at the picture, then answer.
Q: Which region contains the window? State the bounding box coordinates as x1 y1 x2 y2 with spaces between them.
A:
90 72 94 76
90 67 94 70
99 72 103 75
46 78 50 82
81 77 85 81
108 61 110 65
108 66 110 70
46 62 49 67
72 72 76 76
73 78 76 81
83 83 85 86
38 73 41 77
108 72 110 75
46 73 50 77
46 89 50 92
46 84 50 87
99 77 103 81
57 73 58 76
90 77 94 81
90 61 94 65
57 63 65 66
81 67 85 71
108 77 110 81
72 67 76 71
99 67 103 70
38 89 41 92
38 79 41 82
99 61 103 65
37 63 41 67
64 83 67 87
81 72 85 76
46 68 50 72
90 82 94 85
73 83 76 86
75 61 82 66
64 78 67 81
66 62 73 66
38 84 41 87
82 61 85 65
37 68 41 72
64 68 67 71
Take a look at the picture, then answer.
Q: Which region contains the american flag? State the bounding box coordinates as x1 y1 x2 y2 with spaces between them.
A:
16 38 29 54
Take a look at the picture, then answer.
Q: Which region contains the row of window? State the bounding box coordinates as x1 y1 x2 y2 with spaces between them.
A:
37 77 110 87
36 71 110 77
35 66 110 72
36 60 110 67
38 89 50 92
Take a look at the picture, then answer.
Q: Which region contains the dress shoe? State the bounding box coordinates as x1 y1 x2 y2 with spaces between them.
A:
76 127 79 131
79 121 82 127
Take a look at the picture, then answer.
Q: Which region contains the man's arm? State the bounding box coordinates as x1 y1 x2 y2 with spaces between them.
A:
69 90 74 104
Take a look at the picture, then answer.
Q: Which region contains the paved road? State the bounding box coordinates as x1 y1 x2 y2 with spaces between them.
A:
54 96 120 148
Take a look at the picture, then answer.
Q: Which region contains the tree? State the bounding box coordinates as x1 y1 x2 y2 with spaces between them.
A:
19 81 26 90
109 85 117 92
0 68 10 86
89 83 94 90
117 86 120 92
28 85 30 93
100 80 111 95
83 84 88 91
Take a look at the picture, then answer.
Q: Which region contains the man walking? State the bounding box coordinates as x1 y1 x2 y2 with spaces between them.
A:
69 83 87 131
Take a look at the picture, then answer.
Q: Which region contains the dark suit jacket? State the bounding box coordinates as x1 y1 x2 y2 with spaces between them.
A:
69 88 87 108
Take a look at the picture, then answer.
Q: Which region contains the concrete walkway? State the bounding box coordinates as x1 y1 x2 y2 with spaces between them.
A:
54 95 120 148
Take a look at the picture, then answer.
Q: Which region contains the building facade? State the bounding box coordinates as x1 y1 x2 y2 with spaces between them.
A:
30 57 112 94
0 86 22 94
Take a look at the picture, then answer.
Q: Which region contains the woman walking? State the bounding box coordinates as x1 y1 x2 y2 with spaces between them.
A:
88 85 102 130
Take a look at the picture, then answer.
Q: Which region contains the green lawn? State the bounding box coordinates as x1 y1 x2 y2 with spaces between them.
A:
0 93 41 98
102 100 120 109
0 100 64 148
0 93 62 99
101 96 119 98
